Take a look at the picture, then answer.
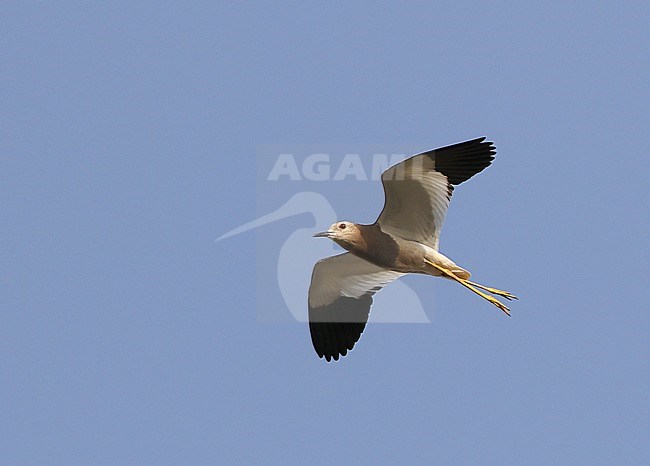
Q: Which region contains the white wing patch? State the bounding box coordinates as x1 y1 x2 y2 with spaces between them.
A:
377 156 451 250
375 137 495 251
308 253 403 308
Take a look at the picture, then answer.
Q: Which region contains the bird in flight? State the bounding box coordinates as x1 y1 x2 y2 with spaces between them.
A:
309 137 517 362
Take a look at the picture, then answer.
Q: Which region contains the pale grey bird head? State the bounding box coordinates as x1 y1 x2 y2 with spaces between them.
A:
313 221 362 248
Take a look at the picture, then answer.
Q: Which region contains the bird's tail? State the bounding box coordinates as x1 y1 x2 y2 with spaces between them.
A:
423 251 471 280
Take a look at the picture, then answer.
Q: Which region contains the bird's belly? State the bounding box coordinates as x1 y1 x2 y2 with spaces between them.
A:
387 239 429 273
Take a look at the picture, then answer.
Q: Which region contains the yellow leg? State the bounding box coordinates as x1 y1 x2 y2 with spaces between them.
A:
424 259 511 316
466 281 518 301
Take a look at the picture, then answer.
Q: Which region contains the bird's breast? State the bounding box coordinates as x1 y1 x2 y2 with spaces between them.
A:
349 225 426 273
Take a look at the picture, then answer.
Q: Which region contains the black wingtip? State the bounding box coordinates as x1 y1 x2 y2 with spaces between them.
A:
309 295 372 363
424 137 497 185
311 321 365 363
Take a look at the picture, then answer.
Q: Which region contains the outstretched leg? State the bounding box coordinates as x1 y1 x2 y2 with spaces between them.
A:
466 281 518 301
424 259 512 316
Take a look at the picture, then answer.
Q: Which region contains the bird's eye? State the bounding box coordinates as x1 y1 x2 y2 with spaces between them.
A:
339 223 346 230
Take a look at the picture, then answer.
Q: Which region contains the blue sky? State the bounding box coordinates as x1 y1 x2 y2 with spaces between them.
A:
2 1 649 464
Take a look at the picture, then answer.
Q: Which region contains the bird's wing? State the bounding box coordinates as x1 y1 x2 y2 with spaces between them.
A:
308 252 403 362
375 137 495 250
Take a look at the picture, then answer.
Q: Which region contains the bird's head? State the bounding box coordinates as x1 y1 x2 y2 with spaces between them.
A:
313 221 361 248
